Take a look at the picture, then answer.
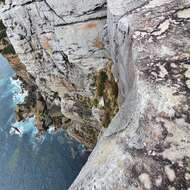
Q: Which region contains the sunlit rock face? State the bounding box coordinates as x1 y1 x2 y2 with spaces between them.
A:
0 0 110 149
1 0 190 189
70 0 190 189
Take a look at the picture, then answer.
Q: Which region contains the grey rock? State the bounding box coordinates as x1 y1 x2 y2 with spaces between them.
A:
70 0 190 189
1 0 190 189
0 0 108 148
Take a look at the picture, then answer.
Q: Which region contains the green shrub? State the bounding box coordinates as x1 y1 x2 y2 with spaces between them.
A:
1 44 16 54
0 20 6 39
96 70 108 97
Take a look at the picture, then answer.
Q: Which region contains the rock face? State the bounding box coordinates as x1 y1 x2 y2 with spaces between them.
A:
1 0 190 189
69 0 190 189
0 0 118 149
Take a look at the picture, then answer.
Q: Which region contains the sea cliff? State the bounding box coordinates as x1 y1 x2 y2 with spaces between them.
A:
1 0 190 189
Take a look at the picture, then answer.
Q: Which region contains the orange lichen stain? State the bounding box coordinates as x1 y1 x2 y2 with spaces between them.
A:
94 36 104 49
42 38 50 49
81 22 97 29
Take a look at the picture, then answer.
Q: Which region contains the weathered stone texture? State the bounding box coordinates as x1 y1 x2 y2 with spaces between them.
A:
0 0 110 148
70 0 190 189
1 0 190 189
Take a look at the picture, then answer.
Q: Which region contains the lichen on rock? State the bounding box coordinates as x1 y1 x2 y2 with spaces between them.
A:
69 0 190 189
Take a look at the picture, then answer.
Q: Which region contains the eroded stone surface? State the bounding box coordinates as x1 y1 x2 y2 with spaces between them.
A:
1 0 190 189
0 0 111 149
70 0 190 189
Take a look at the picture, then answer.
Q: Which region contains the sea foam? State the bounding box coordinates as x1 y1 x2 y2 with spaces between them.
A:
10 77 28 104
9 77 40 146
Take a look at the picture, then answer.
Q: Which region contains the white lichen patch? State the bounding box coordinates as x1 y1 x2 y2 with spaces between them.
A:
137 81 177 119
186 80 190 89
152 20 170 36
168 186 176 190
165 165 176 182
133 31 148 39
138 173 152 189
177 8 190 18
145 0 173 9
185 64 190 74
159 65 168 78
159 45 175 57
184 65 190 88
155 175 162 187
158 85 184 115
161 118 190 161
185 173 190 181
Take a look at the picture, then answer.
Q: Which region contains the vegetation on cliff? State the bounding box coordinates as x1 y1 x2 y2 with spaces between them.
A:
0 1 118 150
93 61 118 128
0 20 15 55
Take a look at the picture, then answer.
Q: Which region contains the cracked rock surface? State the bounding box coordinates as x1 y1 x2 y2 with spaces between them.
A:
70 0 190 189
0 0 109 149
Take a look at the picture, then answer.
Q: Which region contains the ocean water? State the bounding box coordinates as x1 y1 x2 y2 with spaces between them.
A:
0 55 88 190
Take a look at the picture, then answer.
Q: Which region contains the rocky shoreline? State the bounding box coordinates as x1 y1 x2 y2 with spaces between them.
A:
0 6 118 149
0 18 66 142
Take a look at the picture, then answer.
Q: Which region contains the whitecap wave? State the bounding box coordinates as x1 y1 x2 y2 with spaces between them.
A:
9 78 40 146
47 126 56 134
10 77 28 104
9 117 44 151
11 117 36 136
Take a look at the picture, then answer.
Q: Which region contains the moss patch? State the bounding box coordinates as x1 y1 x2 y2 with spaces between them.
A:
0 19 16 55
96 70 108 97
94 61 118 128
1 44 16 54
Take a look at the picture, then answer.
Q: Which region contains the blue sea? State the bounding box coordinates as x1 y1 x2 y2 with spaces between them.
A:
0 55 87 190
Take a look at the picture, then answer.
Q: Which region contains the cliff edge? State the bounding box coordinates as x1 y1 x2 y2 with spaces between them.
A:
0 0 118 149
1 0 190 189
70 0 190 189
